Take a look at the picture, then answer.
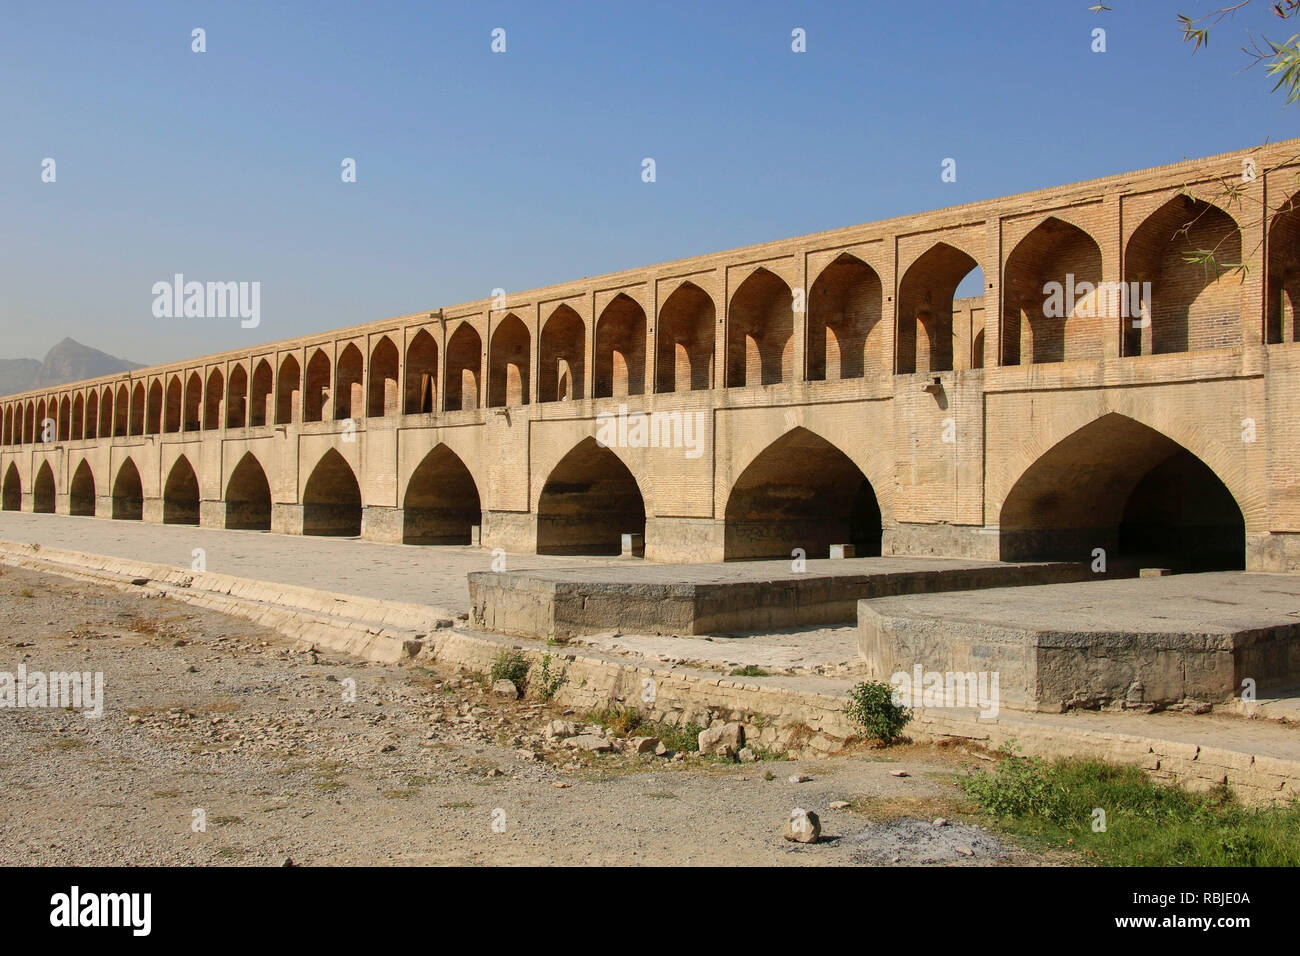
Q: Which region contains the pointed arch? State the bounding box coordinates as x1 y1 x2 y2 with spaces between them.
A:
112 385 127 436
164 376 182 432
402 444 482 544
276 355 301 424
129 382 145 435
33 461 55 513
727 268 794 387
335 344 363 420
163 455 200 525
85 391 99 440
723 427 880 560
226 452 272 531
304 349 331 422
146 380 163 434
656 281 715 392
404 329 438 414
69 459 95 516
537 437 645 555
226 364 248 428
488 314 531 407
24 401 36 444
594 294 646 398
71 393 85 440
3 405 13 446
2 463 21 511
302 449 361 536
112 458 143 520
897 241 981 374
444 323 482 411
250 359 273 427
1268 188 1300 342
204 369 224 429
368 336 399 417
58 395 71 441
808 254 884 380
183 372 202 430
1002 217 1104 365
999 412 1244 570
1124 195 1242 355
539 305 585 402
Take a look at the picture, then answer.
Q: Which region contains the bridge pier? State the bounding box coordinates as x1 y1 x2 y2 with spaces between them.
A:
199 500 225 529
645 517 724 563
482 511 536 554
883 522 1000 562
272 503 304 536
360 505 403 543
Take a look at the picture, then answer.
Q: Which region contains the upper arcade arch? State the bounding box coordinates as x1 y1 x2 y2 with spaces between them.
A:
807 253 884 381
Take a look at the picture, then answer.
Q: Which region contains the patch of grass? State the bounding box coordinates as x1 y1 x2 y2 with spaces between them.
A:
439 801 474 809
382 789 418 799
584 703 644 737
210 815 242 826
200 700 241 715
656 720 703 754
490 649 530 693
643 791 677 800
127 616 162 635
152 789 181 798
18 587 35 599
310 758 346 794
581 705 703 753
48 738 85 751
959 745 1300 866
729 664 770 678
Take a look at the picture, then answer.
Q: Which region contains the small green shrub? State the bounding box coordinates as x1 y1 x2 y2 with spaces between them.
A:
729 664 770 677
844 680 911 742
533 640 566 701
489 649 529 692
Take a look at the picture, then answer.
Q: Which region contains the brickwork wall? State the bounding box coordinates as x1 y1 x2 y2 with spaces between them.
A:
4 142 1300 567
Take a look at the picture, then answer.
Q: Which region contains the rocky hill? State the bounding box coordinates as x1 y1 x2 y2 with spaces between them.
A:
0 338 143 396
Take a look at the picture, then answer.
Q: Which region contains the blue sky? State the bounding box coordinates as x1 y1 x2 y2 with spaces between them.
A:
1 0 1297 365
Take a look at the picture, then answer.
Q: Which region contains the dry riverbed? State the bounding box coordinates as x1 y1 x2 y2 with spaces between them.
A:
0 564 1063 866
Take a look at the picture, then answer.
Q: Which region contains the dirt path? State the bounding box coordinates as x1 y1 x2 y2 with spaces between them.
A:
0 564 1061 866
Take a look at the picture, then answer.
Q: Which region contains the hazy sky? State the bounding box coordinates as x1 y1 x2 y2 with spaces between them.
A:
1 0 1296 366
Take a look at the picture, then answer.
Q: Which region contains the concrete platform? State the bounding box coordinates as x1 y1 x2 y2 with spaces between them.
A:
468 556 1098 639
858 573 1300 713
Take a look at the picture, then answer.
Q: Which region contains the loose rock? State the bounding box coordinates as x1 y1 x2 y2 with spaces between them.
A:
698 722 745 757
784 808 821 844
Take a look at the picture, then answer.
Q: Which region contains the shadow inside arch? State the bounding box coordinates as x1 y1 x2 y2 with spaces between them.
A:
999 412 1244 571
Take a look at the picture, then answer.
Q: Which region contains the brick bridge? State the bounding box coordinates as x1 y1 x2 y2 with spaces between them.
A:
5 140 1300 571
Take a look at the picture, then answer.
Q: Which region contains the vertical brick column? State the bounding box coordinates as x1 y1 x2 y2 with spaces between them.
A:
1099 194 1123 360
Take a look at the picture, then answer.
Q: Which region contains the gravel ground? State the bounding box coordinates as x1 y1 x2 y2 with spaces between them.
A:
0 564 1061 866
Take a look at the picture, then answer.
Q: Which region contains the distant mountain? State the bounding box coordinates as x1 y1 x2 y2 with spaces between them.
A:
0 338 143 396
0 359 41 398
